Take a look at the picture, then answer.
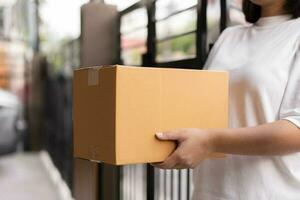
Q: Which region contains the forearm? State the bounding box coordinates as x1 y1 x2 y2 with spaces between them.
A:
210 120 300 156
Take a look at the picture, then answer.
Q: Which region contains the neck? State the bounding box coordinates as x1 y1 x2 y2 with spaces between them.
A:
261 2 287 17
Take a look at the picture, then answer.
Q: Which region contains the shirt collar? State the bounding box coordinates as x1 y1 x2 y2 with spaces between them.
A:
255 15 292 27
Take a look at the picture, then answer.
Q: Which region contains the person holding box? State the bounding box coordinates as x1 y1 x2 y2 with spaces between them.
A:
153 0 300 199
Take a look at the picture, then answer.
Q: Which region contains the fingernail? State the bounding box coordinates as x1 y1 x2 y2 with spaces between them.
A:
156 132 164 138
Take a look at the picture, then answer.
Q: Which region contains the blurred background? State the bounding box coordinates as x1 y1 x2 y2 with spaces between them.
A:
0 0 245 199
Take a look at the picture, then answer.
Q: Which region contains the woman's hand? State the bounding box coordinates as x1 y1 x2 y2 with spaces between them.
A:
152 121 300 170
152 128 216 170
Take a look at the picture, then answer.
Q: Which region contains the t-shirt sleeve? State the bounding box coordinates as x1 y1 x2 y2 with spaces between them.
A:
203 26 237 70
279 45 300 128
203 28 231 70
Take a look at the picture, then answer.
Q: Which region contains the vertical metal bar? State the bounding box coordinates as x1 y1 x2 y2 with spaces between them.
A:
166 170 172 199
98 164 102 200
147 164 155 200
125 166 129 200
154 169 159 200
98 164 121 200
133 165 136 200
117 12 123 64
34 0 40 53
163 170 168 200
133 166 135 200
179 169 185 200
142 164 148 200
220 0 227 32
171 170 174 200
144 0 156 66
196 0 207 68
117 166 121 200
172 170 179 200
186 169 190 200
178 170 181 200
189 170 194 199
120 166 125 200
145 1 156 200
156 169 161 200
130 166 132 200
160 169 164 200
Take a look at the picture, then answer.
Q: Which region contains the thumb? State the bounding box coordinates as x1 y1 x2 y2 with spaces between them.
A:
155 131 183 141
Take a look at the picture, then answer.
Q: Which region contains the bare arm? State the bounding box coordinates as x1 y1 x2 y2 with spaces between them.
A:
153 120 300 169
211 120 300 155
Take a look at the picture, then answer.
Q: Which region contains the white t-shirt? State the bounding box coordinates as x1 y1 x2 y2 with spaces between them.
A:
193 15 300 200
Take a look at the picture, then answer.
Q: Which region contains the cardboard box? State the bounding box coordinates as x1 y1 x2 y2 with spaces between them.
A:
73 65 228 165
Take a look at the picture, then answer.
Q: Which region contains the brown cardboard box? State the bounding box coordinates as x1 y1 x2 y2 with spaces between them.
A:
73 65 228 165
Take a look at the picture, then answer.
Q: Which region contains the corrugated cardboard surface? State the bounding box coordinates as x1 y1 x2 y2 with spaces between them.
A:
73 66 117 164
73 65 228 165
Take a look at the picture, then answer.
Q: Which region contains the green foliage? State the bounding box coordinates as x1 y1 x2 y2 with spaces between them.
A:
157 18 196 57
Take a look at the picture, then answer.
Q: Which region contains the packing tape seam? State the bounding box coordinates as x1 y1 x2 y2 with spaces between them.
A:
88 66 103 86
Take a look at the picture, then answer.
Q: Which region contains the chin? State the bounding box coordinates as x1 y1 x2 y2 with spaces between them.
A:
250 0 276 6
